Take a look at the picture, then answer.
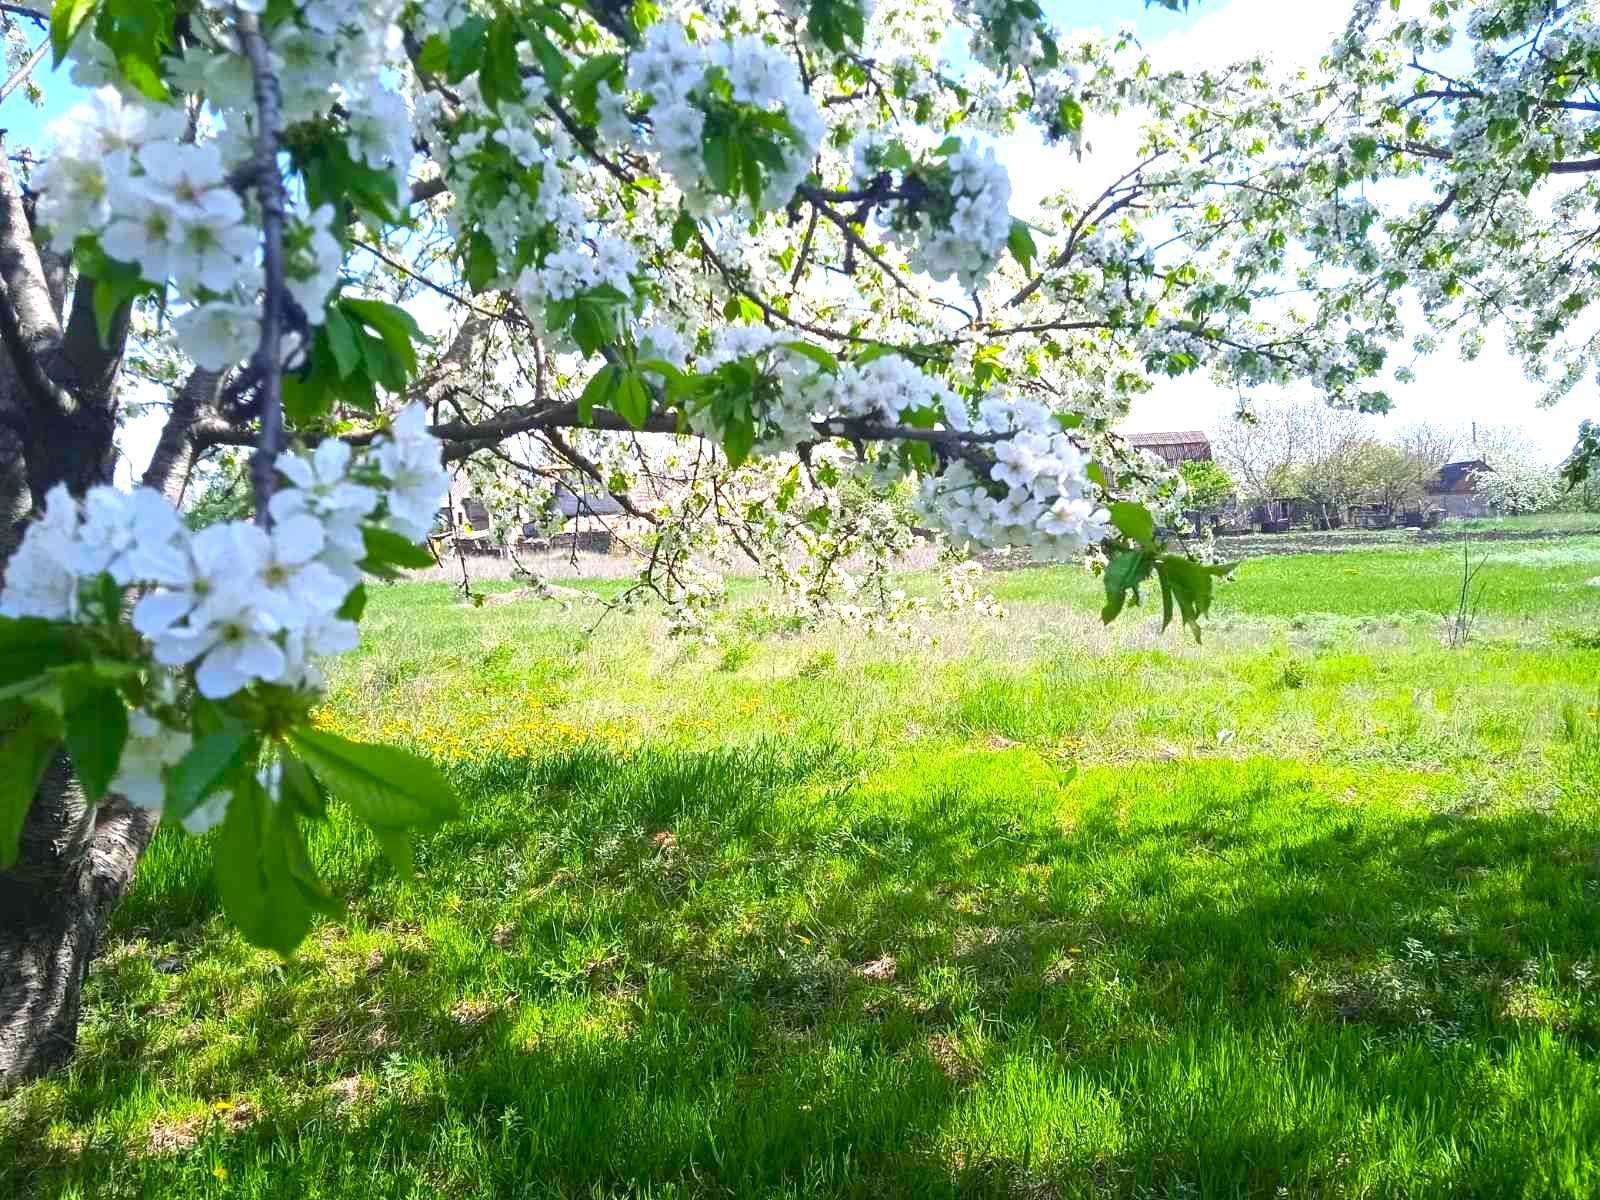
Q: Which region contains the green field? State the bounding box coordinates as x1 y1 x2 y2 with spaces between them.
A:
5 537 1600 1198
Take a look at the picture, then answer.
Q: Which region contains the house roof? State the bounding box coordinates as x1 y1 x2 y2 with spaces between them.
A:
553 480 624 517
1126 431 1214 466
1430 459 1490 494
1129 431 1211 447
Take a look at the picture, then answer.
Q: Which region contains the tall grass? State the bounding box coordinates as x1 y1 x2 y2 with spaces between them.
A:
4 535 1600 1198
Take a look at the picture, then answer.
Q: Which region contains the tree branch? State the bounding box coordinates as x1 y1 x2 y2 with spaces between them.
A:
0 135 66 419
142 368 222 500
0 35 47 107
235 12 290 525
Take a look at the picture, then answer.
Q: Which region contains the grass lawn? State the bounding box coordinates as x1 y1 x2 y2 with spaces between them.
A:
4 536 1600 1198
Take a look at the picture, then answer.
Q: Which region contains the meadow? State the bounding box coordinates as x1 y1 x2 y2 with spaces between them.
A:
4 532 1600 1198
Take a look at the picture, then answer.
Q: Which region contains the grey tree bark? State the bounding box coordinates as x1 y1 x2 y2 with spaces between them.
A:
0 138 156 1088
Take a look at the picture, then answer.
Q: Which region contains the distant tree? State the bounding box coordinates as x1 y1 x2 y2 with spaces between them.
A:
1178 459 1236 510
1394 423 1460 475
1562 421 1600 512
1272 437 1393 522
1213 397 1371 504
1469 427 1567 514
1364 441 1444 510
1474 456 1566 515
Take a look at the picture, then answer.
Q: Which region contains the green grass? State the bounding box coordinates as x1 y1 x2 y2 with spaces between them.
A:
4 537 1600 1198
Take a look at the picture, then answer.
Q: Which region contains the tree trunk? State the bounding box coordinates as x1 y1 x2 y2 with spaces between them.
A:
0 127 148 1088
0 762 155 1086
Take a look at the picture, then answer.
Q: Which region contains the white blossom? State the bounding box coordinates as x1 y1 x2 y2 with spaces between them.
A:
111 710 191 812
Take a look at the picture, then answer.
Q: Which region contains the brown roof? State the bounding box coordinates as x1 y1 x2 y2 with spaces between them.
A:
1129 431 1211 446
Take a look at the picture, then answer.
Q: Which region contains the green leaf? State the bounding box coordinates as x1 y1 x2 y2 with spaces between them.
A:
1101 548 1153 625
115 48 168 101
613 371 651 429
1155 554 1234 641
722 416 755 469
0 618 83 690
0 703 62 869
279 809 342 917
446 15 489 83
62 682 126 805
481 13 527 109
340 298 425 378
50 0 101 66
704 134 736 194
416 33 449 76
370 826 416 877
1007 220 1038 274
780 341 839 373
322 303 363 380
671 209 698 253
336 583 367 623
280 753 327 820
88 259 149 347
578 365 618 424
361 526 436 577
521 23 568 87
1108 501 1157 547
464 230 499 293
566 51 623 122
167 727 255 824
287 727 459 832
633 359 686 388
214 775 315 956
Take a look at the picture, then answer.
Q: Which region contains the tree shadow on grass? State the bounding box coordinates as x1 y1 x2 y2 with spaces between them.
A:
8 745 1600 1198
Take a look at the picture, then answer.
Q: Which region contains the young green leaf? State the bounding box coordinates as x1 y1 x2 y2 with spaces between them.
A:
671 209 698 252
62 682 127 805
214 775 316 956
50 0 101 66
322 304 363 380
1101 548 1154 625
780 341 840 373
0 618 83 690
167 727 256 823
287 727 460 832
1108 501 1157 546
1007 220 1038 274
361 526 437 576
613 371 651 429
0 703 62 869
578 364 618 424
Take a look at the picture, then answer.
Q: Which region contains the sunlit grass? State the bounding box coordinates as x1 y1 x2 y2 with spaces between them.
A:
3 536 1599 1198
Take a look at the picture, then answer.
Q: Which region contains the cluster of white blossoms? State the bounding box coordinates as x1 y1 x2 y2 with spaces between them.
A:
851 135 1017 291
624 23 825 213
675 330 1109 558
37 3 416 371
917 395 1111 558
952 0 1057 73
0 405 447 703
516 237 641 332
898 141 1014 290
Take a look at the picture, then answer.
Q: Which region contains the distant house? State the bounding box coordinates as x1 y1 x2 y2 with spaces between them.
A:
551 479 624 518
1128 430 1214 467
1428 458 1492 518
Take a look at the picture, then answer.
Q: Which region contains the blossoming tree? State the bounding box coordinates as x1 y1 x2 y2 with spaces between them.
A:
0 0 1586 1082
